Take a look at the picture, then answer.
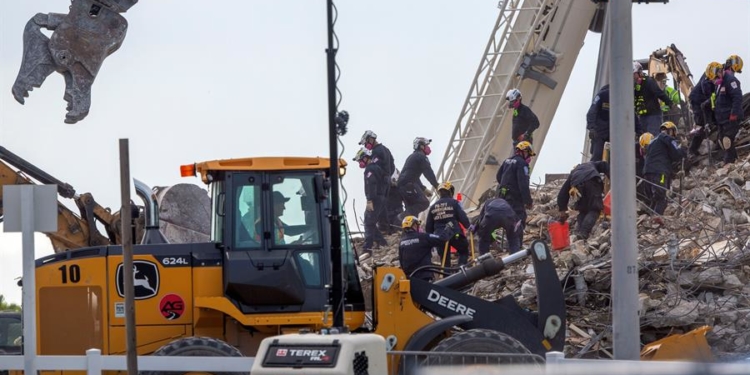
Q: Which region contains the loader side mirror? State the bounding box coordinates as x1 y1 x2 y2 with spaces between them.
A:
313 173 329 203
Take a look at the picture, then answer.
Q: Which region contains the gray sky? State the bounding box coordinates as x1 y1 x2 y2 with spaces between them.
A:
1 0 748 304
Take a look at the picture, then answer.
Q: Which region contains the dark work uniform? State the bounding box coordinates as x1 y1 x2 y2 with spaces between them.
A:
587 85 610 161
399 229 449 281
496 154 532 246
426 196 471 266
714 74 744 163
474 198 520 254
386 179 405 229
635 142 650 208
557 161 609 239
635 76 672 136
688 74 717 155
363 162 388 252
398 150 439 217
511 103 540 145
643 133 685 215
371 143 398 232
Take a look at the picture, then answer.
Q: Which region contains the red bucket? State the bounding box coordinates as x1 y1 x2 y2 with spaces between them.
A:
548 220 570 251
603 191 612 216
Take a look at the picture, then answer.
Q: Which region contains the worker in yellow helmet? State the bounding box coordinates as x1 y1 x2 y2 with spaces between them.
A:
636 133 654 208
724 54 743 76
496 141 535 247
398 216 451 281
425 181 471 266
643 122 685 225
709 60 744 164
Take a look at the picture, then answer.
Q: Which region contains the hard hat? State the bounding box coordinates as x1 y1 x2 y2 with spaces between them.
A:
438 181 455 195
726 54 743 73
401 215 420 229
413 137 431 150
639 132 654 148
352 147 372 162
515 141 536 156
705 61 723 81
506 88 522 102
659 121 677 131
633 61 643 73
358 130 377 145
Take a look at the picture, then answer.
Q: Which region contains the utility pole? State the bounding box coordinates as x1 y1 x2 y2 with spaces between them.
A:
119 139 138 373
608 0 640 360
325 0 345 329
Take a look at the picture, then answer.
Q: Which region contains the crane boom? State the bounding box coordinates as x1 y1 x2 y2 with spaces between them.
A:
436 0 597 210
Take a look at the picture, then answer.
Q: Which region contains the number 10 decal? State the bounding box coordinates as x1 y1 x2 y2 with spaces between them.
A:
59 264 81 284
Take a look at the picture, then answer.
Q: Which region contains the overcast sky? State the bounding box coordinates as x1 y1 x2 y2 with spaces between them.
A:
1 0 748 304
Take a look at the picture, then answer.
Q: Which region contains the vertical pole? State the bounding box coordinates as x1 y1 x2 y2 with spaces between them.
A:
119 139 138 373
608 0 640 360
21 188 37 375
326 0 345 329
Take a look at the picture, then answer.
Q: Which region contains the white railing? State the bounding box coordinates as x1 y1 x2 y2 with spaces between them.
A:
0 349 254 374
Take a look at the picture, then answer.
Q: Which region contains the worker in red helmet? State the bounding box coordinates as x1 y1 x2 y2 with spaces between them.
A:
506 88 540 146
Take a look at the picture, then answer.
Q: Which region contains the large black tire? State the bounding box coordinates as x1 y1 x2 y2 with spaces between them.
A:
426 329 543 366
141 336 247 375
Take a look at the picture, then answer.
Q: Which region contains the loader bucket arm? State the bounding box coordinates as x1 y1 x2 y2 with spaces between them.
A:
409 241 566 355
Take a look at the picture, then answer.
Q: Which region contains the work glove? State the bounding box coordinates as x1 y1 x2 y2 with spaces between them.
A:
588 129 596 140
729 114 738 122
424 188 433 198
468 224 476 233
558 211 569 223
366 200 374 212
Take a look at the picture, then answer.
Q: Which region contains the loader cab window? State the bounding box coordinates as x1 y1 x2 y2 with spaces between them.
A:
269 174 322 247
235 184 262 249
0 316 22 352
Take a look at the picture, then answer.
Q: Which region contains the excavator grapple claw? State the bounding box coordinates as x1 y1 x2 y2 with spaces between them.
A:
11 0 138 124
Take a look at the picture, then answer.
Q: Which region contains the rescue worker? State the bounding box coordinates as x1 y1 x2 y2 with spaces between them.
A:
634 62 672 136
359 130 398 232
398 215 451 281
586 84 610 161
709 60 744 164
425 181 471 266
636 132 653 208
496 141 534 247
469 197 522 255
687 69 717 157
354 148 388 257
643 122 685 224
397 137 439 218
507 88 540 146
654 72 682 126
557 161 610 241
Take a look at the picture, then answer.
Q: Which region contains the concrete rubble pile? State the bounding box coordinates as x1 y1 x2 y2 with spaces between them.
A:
354 125 750 360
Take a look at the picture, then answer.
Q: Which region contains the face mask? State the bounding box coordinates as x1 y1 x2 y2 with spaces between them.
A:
509 100 521 109
358 160 366 169
423 145 431 155
525 156 532 164
364 142 373 150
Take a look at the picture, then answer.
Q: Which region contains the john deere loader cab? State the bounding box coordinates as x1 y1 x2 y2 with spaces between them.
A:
195 157 365 315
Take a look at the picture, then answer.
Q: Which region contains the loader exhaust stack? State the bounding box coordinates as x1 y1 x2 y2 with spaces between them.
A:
134 178 168 244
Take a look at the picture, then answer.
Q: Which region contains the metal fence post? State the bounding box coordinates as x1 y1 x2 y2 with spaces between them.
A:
86 349 102 375
545 351 564 374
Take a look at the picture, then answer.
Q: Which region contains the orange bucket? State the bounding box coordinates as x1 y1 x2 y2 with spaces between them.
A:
548 220 570 251
603 191 612 216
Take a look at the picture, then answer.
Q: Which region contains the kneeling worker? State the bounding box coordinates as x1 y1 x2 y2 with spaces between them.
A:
398 216 451 281
557 161 610 241
470 197 522 254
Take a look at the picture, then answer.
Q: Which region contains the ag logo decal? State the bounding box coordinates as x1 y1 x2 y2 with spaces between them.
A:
116 261 159 300
159 294 184 320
